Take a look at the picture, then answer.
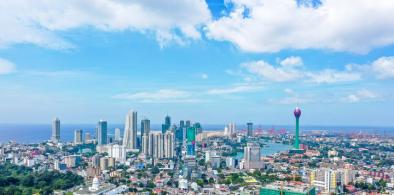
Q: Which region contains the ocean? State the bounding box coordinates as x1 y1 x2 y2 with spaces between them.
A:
0 124 392 144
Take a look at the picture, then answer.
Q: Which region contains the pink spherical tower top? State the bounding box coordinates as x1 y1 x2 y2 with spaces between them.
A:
294 107 301 118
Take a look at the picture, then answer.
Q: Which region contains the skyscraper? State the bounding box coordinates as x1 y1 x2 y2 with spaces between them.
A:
186 127 196 156
164 131 175 158
141 134 149 156
114 128 121 142
109 144 126 162
244 142 263 170
294 107 302 149
85 132 91 143
97 120 107 146
148 133 154 156
123 110 137 149
141 118 150 136
179 120 185 128
247 122 253 137
74 129 83 145
51 117 60 143
185 120 191 128
194 122 202 134
152 132 164 159
162 115 171 133
224 122 236 136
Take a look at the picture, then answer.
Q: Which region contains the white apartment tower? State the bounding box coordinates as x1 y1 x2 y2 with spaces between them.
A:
244 142 263 170
164 131 175 158
142 134 150 156
152 132 164 159
123 110 137 149
114 128 121 142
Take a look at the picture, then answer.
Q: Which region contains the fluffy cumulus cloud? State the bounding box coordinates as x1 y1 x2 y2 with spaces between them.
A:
241 56 360 83
242 60 302 82
280 56 303 68
0 0 211 49
0 58 16 74
206 0 394 53
345 56 394 80
343 89 378 103
112 89 200 103
371 56 394 79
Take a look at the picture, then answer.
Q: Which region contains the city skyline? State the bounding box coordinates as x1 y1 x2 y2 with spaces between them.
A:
0 0 394 126
1 1 393 195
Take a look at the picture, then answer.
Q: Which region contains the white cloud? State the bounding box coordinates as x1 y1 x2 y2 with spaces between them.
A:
240 57 362 84
113 89 200 103
241 60 302 82
343 89 378 103
0 58 16 74
207 84 262 95
280 56 303 68
0 0 211 49
306 69 361 84
206 0 394 53
371 56 394 79
344 56 394 80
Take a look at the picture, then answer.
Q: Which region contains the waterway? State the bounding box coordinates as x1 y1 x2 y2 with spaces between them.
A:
235 142 293 160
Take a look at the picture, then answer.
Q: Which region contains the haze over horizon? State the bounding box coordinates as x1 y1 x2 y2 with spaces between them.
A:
1 0 394 126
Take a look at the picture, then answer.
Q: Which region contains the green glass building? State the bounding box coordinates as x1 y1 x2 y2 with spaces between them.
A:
186 127 196 156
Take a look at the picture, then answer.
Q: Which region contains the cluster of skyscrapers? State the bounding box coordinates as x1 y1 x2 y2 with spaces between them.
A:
51 109 202 162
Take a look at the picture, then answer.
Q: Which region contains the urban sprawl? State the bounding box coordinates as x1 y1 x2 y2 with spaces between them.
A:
1 107 394 195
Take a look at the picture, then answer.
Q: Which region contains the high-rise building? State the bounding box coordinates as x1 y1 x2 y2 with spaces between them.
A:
185 120 191 128
152 132 164 159
342 168 355 185
108 144 126 162
97 120 107 146
165 115 171 126
229 122 236 135
163 131 175 158
99 157 109 171
180 120 185 128
85 132 91 143
114 128 121 142
186 127 196 156
123 110 137 149
310 169 337 193
294 107 302 149
224 122 236 136
148 133 154 156
244 142 263 170
194 122 202 134
162 115 171 133
64 155 81 168
141 134 150 156
247 122 253 137
141 118 150 136
51 117 60 143
175 126 184 142
74 129 83 145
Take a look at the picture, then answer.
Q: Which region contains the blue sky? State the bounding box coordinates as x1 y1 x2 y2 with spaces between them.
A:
0 0 394 126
